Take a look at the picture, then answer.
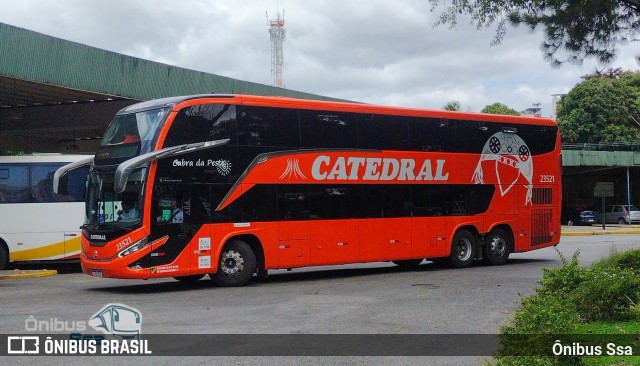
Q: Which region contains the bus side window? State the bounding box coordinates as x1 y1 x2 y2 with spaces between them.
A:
278 186 309 220
358 114 410 151
237 106 299 148
0 165 29 203
299 110 357 149
31 165 67 203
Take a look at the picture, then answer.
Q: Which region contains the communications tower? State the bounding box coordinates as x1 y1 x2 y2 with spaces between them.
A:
267 8 286 88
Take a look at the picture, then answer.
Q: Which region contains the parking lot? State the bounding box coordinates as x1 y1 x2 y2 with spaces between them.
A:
2 233 640 365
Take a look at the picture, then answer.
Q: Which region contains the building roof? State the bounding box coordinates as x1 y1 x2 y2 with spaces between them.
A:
0 22 336 109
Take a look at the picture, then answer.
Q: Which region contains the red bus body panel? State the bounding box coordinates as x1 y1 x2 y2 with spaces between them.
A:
81 95 561 280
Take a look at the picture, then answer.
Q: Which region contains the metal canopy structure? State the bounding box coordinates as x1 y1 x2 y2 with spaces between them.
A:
0 22 337 153
0 75 128 109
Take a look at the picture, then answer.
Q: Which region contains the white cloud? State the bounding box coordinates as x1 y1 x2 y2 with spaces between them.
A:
1 0 639 117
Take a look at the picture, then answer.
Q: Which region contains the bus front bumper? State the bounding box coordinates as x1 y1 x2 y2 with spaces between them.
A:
81 253 151 279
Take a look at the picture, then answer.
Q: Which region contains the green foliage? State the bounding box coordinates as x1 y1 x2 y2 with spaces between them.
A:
537 249 585 298
592 247 640 271
495 249 640 365
429 0 640 66
442 100 461 111
0 150 25 156
497 295 580 365
556 71 640 143
573 267 640 322
481 102 521 116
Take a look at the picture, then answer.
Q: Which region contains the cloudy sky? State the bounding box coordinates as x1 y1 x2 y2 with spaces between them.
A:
2 0 640 117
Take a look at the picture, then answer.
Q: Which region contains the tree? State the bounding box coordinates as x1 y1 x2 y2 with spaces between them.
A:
428 0 640 66
557 70 640 143
481 102 521 116
443 100 461 111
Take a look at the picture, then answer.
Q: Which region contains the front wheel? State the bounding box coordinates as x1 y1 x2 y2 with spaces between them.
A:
449 229 476 268
483 228 512 266
210 240 257 287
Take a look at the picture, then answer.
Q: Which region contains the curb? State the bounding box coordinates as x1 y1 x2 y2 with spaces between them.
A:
561 230 640 236
0 269 58 279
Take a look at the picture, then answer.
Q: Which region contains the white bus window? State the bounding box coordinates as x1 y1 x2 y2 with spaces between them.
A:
0 165 29 203
31 165 60 203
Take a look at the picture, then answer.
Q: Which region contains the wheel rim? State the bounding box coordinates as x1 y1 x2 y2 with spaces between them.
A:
489 235 506 257
456 237 473 262
219 250 245 275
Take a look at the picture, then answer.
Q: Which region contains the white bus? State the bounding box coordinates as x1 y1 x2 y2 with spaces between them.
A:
0 154 92 269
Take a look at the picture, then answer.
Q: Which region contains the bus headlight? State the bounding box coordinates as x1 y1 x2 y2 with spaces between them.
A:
118 237 149 257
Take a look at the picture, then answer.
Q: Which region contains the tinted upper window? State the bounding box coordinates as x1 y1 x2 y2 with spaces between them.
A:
358 114 410 151
300 110 357 148
237 106 299 148
411 118 456 152
163 104 236 147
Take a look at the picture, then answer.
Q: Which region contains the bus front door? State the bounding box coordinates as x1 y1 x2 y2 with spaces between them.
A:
149 184 210 277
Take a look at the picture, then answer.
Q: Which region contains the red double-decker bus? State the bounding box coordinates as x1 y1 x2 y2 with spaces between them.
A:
56 94 561 286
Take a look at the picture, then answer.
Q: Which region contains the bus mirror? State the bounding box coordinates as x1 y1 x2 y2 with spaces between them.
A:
114 138 230 193
53 156 94 194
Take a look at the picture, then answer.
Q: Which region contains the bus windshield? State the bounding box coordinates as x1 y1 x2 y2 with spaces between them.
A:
98 107 171 159
85 168 146 229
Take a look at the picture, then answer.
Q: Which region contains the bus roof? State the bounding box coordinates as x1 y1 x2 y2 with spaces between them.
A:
117 94 557 127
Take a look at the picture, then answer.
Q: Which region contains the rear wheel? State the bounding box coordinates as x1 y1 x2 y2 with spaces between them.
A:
174 274 205 283
449 229 476 268
483 228 512 266
392 259 423 268
618 217 627 225
0 244 8 270
210 240 257 287
567 220 574 226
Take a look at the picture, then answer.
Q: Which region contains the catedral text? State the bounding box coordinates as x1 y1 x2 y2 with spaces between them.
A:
311 156 449 181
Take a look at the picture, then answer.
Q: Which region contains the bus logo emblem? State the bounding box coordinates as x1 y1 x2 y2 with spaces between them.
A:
279 159 307 180
89 303 143 339
209 159 232 176
473 132 533 205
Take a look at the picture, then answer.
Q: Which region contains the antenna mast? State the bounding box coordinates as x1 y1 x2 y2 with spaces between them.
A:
267 6 286 88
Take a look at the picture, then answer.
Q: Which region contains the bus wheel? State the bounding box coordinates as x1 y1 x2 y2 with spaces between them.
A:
483 228 512 266
392 259 423 268
0 244 8 270
210 240 256 287
174 274 205 283
449 229 476 268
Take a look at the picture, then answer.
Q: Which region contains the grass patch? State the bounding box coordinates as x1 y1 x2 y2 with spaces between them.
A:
494 248 640 366
575 321 640 335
